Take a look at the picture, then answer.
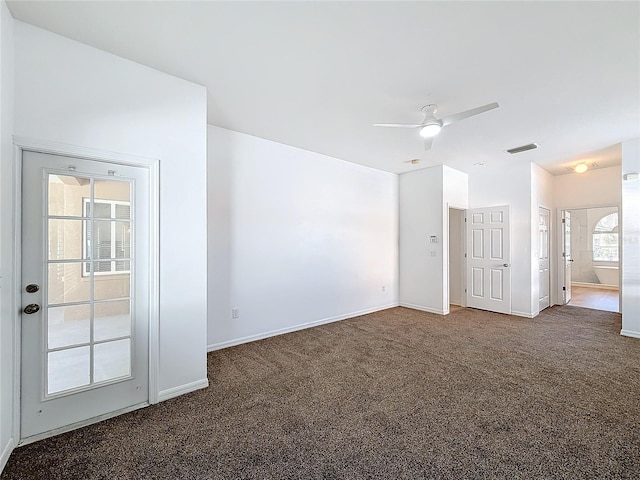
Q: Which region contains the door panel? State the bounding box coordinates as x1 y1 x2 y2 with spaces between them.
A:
562 210 572 304
21 151 150 441
538 207 550 311
490 269 503 300
490 229 503 258
466 205 511 314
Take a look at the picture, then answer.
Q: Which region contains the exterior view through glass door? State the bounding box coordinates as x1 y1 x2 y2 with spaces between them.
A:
21 151 150 442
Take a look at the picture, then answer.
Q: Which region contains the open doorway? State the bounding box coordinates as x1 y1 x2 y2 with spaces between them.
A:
560 206 620 313
448 208 465 312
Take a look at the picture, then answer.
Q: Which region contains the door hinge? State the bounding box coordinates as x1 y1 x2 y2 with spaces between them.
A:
464 217 467 222
563 286 566 291
562 218 565 224
562 252 566 257
464 288 467 293
464 253 467 258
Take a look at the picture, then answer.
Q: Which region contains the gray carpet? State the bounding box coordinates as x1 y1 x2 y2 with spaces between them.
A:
3 305 640 479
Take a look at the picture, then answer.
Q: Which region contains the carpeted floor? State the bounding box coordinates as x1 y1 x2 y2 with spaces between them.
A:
3 305 640 479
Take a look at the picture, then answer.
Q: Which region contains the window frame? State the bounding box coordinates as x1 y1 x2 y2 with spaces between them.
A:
592 212 619 263
82 198 132 276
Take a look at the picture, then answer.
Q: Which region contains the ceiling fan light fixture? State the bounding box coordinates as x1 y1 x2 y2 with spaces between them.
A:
419 123 441 138
575 163 588 174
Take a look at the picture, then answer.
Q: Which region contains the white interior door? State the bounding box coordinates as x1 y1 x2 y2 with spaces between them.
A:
538 207 550 311
466 206 511 314
21 151 150 442
562 210 572 304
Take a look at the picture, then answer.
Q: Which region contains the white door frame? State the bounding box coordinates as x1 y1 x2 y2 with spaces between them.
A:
561 210 573 305
12 136 160 444
447 205 467 309
537 205 551 313
556 204 622 310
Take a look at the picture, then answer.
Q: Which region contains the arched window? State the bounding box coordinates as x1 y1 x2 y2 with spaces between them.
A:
592 212 618 261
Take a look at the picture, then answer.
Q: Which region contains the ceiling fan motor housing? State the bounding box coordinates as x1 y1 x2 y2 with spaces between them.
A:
420 120 442 138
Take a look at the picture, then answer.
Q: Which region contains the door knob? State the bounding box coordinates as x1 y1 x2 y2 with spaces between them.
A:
503 263 510 267
23 304 40 315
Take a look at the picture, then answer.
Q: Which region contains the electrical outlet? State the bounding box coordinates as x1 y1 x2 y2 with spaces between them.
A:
381 285 386 292
231 307 240 319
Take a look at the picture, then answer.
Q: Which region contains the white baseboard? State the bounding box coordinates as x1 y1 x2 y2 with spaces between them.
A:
621 329 640 339
1 438 15 474
399 303 446 315
511 310 536 318
572 282 619 291
158 378 209 402
207 303 400 352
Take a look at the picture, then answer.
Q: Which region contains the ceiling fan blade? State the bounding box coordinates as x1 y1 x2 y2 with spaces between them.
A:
424 136 433 151
440 102 499 127
373 123 423 128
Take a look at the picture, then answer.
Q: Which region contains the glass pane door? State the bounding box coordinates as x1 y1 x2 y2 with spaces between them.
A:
21 150 149 442
46 173 133 396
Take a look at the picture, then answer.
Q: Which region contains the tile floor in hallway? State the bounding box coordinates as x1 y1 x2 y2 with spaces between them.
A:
568 285 619 313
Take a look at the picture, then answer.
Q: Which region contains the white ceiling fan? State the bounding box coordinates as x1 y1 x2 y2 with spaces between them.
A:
374 102 499 150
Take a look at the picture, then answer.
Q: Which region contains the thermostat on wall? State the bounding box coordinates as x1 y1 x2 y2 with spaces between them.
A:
430 236 438 243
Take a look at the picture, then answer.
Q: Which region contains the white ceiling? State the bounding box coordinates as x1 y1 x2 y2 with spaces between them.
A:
7 1 639 175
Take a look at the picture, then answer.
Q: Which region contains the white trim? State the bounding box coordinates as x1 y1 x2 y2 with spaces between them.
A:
12 144 22 446
0 438 16 473
511 310 536 318
13 136 159 167
147 161 160 404
399 303 446 315
571 281 619 291
208 304 400 352
620 329 640 339
158 379 209 402
12 137 162 441
17 402 148 447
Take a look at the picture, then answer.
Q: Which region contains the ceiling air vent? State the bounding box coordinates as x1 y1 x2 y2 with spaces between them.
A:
506 143 538 154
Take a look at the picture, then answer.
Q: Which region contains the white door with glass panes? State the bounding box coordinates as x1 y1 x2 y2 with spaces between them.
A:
20 151 150 441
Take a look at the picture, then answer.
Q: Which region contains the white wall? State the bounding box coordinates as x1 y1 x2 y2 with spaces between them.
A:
621 138 640 337
399 166 445 313
553 166 622 209
399 165 468 314
0 0 14 471
469 161 533 317
207 126 398 349
13 22 208 399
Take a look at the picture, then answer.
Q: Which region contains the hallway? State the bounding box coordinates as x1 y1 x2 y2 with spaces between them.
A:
568 285 619 313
